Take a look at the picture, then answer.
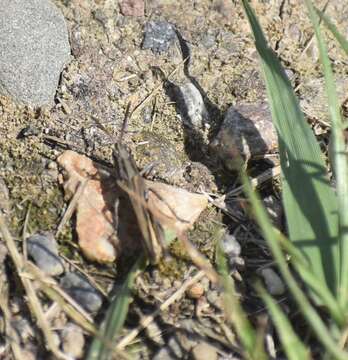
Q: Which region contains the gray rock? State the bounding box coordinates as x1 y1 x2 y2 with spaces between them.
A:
260 268 285 296
175 82 209 128
61 323 85 358
60 272 103 313
0 0 71 106
142 21 176 54
27 233 64 276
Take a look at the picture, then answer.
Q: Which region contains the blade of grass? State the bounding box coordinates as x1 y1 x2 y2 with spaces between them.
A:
257 283 310 360
305 0 348 310
276 232 345 326
87 256 146 360
216 241 267 360
243 174 348 360
314 6 348 56
241 0 339 295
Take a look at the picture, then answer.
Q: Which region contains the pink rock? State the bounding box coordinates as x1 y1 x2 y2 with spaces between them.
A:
119 0 145 17
58 150 120 262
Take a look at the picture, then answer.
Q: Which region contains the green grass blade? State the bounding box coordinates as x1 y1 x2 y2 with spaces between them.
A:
305 0 348 310
257 283 310 360
216 243 266 359
277 233 345 325
87 256 146 360
315 6 348 56
243 174 348 360
241 0 339 294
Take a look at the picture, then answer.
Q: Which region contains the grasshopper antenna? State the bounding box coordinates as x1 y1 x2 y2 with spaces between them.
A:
118 102 132 143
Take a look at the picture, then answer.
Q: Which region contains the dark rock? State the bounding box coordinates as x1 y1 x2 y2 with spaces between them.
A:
27 233 64 276
60 272 103 313
0 0 71 106
142 21 176 54
211 103 278 170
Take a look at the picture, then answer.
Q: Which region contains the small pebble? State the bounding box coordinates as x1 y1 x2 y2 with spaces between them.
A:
142 21 176 54
201 33 216 49
221 232 241 257
61 323 85 358
27 233 64 276
175 82 209 129
191 342 218 360
153 347 172 360
186 283 205 299
260 268 285 296
263 195 283 230
60 272 103 313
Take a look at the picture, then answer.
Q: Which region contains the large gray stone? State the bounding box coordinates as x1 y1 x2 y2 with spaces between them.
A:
0 0 71 106
60 272 103 313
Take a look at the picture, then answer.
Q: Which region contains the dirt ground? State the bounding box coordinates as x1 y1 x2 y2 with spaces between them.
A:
0 0 347 359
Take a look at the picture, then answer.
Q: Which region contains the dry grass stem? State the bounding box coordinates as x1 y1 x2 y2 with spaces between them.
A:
56 179 88 237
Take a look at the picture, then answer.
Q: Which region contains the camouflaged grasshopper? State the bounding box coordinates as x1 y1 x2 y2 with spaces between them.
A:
113 141 166 264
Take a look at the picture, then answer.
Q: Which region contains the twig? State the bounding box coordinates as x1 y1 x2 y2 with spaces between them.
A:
22 203 31 261
60 254 108 297
116 270 205 350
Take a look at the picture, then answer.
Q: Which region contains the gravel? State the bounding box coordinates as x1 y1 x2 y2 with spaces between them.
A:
0 0 71 106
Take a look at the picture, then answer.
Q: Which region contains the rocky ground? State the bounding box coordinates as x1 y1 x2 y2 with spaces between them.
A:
0 0 347 359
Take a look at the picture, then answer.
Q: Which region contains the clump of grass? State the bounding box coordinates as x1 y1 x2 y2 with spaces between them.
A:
219 0 348 358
